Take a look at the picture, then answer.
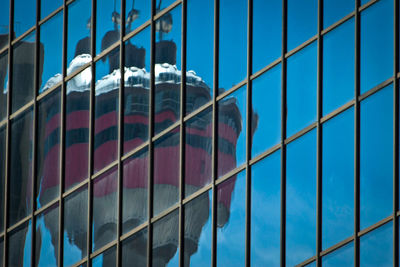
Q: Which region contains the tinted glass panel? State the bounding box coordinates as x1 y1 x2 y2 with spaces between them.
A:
251 151 280 267
323 0 354 28
184 191 212 267
153 127 180 216
41 0 63 19
10 108 33 226
0 51 8 121
35 204 59 267
185 107 212 197
0 127 5 232
155 0 176 14
64 186 88 267
217 171 246 266
8 220 32 267
37 89 61 209
287 42 317 137
322 108 354 250
251 64 281 158
123 148 148 234
154 6 181 135
219 0 247 92
323 18 354 116
39 11 63 93
0 238 3 267
218 86 246 178
96 0 121 55
94 48 120 173
92 246 116 267
287 130 316 266
322 242 354 267
65 67 91 191
126 0 150 34
14 0 36 37
360 85 393 229
12 31 35 113
0 0 9 50
124 27 150 154
122 228 148 267
360 0 393 94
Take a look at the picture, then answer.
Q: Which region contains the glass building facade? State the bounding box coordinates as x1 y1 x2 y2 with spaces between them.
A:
0 0 399 266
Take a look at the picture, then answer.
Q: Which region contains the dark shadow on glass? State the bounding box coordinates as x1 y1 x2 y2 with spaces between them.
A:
92 246 116 267
122 227 148 267
0 127 5 233
8 220 32 267
0 51 8 121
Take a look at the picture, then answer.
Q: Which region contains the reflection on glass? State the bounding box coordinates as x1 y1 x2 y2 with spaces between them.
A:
287 130 316 266
287 41 317 137
94 48 120 173
126 0 150 34
152 209 179 267
35 204 59 267
41 0 63 20
0 0 9 51
124 27 150 154
287 0 317 51
183 191 212 267
251 151 280 267
154 6 181 135
153 127 180 216
93 167 118 252
322 107 354 250
92 246 116 267
67 0 91 74
361 0 393 94
10 108 33 226
360 85 393 229
360 222 393 267
0 238 3 267
218 86 246 178
37 89 61 209
65 67 91 191
0 127 5 232
323 0 354 28
251 64 281 158
123 148 148 234
219 0 247 92
39 11 63 93
323 18 354 116
122 227 148 267
305 262 316 267
322 242 354 267
12 31 36 113
8 220 32 267
96 0 120 55
64 186 88 267
186 0 213 110
253 0 281 73
155 0 176 14
217 171 245 267
0 51 8 121
14 0 36 37
185 107 212 197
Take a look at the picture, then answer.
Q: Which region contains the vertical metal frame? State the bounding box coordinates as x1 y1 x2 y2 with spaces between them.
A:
394 0 399 265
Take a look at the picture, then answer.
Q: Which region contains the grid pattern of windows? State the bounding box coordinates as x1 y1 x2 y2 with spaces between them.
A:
0 0 399 266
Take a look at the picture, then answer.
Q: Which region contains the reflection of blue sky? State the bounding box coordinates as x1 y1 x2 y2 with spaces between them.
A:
0 0 9 35
14 0 36 37
322 242 354 267
36 206 58 267
41 0 63 20
126 26 150 71
323 0 354 28
126 0 150 34
96 0 121 55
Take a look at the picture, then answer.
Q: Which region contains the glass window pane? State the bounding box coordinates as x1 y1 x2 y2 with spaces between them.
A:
65 67 91 191
287 0 317 51
12 31 35 113
184 191 212 266
92 246 116 267
252 0 281 73
126 0 150 34
0 51 8 121
219 0 247 92
93 167 118 252
322 242 354 267
39 11 63 94
323 0 354 28
153 127 180 216
217 171 246 267
124 27 150 154
123 148 148 234
323 18 354 116
35 204 59 267
185 107 212 197
0 127 5 233
322 107 354 250
67 0 92 74
218 86 246 178
36 88 61 209
14 0 36 37
360 85 393 229
154 6 181 135
96 0 120 55
122 227 148 267
155 0 176 14
360 222 393 267
360 0 393 94
64 186 88 267
41 0 63 20
8 220 32 267
286 130 316 266
287 41 317 137
0 238 3 267
251 64 281 158
152 209 179 267
10 108 33 226
94 48 120 173
0 0 9 51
